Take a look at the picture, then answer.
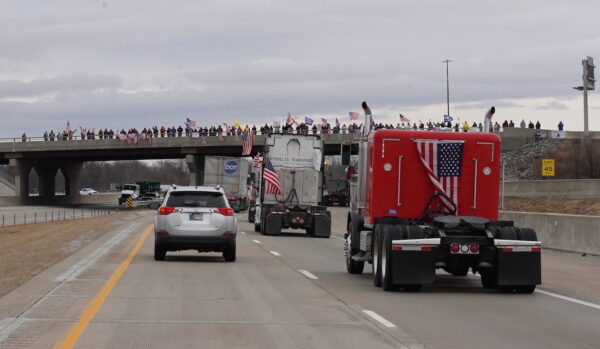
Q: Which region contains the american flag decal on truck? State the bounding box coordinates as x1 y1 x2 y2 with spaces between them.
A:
415 140 464 213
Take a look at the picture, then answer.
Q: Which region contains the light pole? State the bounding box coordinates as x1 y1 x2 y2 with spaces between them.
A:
443 59 452 118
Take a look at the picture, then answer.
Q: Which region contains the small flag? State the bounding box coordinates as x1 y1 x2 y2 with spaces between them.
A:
443 115 453 123
286 113 293 124
263 157 283 195
273 121 281 127
242 130 254 155
349 112 360 120
64 121 71 133
186 117 197 129
305 117 314 125
321 118 328 125
234 120 241 128
252 153 261 168
399 114 410 122
335 118 340 128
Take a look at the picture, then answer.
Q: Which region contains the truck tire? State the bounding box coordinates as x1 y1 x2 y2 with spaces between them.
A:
223 243 236 262
517 228 538 241
493 226 518 240
372 225 384 287
254 222 260 232
154 243 166 261
346 222 364 274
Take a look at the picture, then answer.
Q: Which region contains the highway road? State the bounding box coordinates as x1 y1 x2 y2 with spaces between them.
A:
0 207 598 348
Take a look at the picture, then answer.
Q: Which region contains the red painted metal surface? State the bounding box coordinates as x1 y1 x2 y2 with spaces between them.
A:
363 130 501 225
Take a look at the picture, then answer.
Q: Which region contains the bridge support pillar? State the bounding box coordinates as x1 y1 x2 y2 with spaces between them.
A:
61 161 83 204
8 158 32 204
34 161 59 204
186 154 204 186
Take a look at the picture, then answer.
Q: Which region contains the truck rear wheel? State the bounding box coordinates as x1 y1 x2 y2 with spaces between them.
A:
372 225 384 287
381 228 398 291
346 222 364 274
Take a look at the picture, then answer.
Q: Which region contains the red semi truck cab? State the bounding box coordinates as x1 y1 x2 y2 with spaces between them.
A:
345 124 541 293
363 130 500 224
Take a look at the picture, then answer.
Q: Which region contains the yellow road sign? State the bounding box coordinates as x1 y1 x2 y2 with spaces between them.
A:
542 159 555 176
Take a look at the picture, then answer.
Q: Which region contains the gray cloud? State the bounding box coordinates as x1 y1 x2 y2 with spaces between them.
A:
0 74 121 99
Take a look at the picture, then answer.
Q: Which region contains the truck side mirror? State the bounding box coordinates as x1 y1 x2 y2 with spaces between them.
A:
341 143 351 166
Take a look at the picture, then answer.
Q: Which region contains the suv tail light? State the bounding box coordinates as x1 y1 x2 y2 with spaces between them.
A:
214 207 234 216
159 206 175 215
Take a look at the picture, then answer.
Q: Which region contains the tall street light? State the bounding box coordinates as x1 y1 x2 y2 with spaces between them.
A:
443 59 452 118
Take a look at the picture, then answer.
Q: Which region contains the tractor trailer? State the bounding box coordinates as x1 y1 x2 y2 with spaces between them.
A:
203 156 251 212
254 133 331 237
344 102 541 293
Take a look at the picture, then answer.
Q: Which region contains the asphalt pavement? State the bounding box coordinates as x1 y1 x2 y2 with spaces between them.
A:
0 207 598 348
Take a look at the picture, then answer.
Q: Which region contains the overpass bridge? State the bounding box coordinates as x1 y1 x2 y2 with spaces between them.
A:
1 127 596 205
0 132 357 205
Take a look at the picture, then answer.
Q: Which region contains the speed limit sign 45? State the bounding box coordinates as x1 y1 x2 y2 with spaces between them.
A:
542 159 555 176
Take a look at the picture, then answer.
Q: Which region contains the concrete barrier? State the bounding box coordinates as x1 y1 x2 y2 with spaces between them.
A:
0 192 119 206
504 179 600 198
499 211 600 255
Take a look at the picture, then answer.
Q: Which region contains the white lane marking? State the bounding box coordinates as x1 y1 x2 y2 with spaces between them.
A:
536 289 600 310
363 310 397 328
252 239 261 244
53 222 142 282
298 270 319 280
270 251 281 256
240 231 246 235
0 317 25 343
331 235 345 241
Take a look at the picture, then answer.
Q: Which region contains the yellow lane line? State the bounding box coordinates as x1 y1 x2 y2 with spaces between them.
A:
53 224 154 349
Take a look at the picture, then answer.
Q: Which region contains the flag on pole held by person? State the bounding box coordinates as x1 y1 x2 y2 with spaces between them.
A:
443 115 453 123
349 112 360 120
186 117 197 129
335 118 340 128
263 157 283 195
399 114 410 122
234 120 241 129
305 117 314 125
321 118 328 125
415 139 464 213
64 121 71 133
242 130 254 155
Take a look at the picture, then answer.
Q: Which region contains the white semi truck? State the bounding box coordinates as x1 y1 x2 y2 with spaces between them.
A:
203 156 252 212
253 133 331 237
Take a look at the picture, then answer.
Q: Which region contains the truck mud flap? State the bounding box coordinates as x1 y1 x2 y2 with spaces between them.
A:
264 213 282 236
497 250 541 286
391 249 437 285
312 214 331 238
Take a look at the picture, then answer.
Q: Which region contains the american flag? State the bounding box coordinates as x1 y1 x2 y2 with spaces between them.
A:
185 117 196 129
242 130 253 155
263 157 283 195
286 113 293 124
399 114 410 122
349 112 360 120
415 140 464 213
252 153 261 168
321 117 328 125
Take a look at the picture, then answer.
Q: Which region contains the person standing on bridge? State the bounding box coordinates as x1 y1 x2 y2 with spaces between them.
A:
535 121 541 129
520 119 526 128
43 131 48 141
558 121 564 131
177 125 183 137
21 132 27 142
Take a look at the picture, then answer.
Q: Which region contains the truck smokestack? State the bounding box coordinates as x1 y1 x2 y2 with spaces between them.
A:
361 101 372 116
483 106 495 133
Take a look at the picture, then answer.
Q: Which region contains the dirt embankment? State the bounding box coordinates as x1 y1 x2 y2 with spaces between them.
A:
0 210 136 297
503 197 600 216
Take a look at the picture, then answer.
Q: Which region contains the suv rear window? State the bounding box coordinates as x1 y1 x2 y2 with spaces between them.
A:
166 191 226 208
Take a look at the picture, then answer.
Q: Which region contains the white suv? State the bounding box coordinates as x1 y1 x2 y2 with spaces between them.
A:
154 186 238 261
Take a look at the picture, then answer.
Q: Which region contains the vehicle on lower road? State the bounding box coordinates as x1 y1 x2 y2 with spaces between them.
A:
153 185 238 261
79 188 98 195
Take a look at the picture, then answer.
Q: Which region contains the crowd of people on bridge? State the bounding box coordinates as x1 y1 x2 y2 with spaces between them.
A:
23 116 566 143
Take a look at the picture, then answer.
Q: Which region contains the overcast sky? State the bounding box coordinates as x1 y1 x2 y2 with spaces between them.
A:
1 0 599 138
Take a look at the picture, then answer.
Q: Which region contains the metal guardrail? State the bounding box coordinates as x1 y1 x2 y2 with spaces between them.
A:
0 208 115 227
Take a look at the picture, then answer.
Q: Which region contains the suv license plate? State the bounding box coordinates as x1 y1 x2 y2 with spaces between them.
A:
190 213 203 221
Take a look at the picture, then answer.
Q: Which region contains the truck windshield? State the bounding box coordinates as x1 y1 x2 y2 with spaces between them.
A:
123 185 138 190
167 191 226 208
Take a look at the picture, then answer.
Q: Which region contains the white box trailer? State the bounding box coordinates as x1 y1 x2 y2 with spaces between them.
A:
254 134 331 237
203 156 251 212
